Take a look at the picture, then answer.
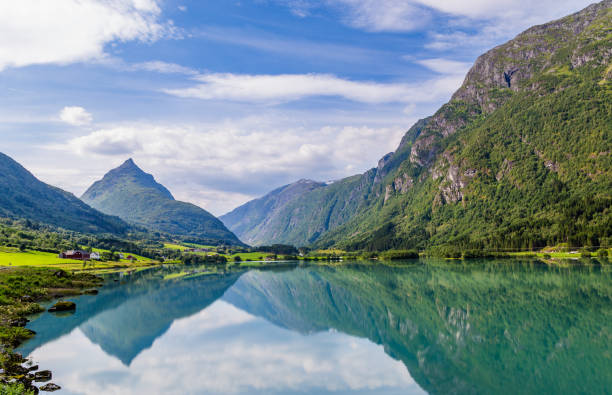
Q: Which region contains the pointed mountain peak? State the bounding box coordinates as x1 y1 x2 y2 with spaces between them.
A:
84 159 175 201
117 158 143 173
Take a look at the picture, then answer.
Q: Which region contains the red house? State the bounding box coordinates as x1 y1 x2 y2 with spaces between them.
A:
59 250 91 260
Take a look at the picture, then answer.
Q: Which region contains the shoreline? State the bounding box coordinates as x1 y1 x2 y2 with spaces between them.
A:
0 267 103 394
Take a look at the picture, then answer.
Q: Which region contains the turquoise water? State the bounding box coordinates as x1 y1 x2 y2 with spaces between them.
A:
18 261 612 394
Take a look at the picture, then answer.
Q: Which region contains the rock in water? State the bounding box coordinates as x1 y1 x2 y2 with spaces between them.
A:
40 383 61 392
48 301 76 312
34 370 52 382
9 317 29 327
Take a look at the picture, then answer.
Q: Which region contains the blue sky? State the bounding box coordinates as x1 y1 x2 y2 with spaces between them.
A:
0 0 596 214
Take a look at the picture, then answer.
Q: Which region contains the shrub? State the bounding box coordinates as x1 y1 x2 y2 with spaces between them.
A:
0 382 35 395
381 250 419 260
596 249 608 258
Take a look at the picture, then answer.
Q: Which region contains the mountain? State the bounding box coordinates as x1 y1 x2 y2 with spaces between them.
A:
220 179 326 245
223 1 612 251
0 152 128 234
81 159 243 245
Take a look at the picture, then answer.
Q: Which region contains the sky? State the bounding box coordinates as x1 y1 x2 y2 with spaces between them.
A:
0 0 597 215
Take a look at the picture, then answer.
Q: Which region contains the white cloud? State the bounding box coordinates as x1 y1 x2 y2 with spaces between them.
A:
131 61 198 75
94 57 198 75
327 0 595 32
59 106 93 126
63 119 409 214
415 58 472 75
275 0 594 52
164 72 463 104
178 5 187 12
415 0 594 21
278 0 315 17
0 0 171 71
197 26 383 64
332 0 431 32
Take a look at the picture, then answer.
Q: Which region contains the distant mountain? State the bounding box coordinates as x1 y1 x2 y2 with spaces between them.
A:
0 152 129 235
220 179 326 245
81 159 243 245
223 1 612 251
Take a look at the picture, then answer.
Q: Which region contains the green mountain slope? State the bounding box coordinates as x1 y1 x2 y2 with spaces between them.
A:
0 152 128 235
220 179 326 245
81 159 243 245
225 1 612 251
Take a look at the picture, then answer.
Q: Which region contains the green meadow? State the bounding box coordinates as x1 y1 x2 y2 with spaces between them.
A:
0 247 158 272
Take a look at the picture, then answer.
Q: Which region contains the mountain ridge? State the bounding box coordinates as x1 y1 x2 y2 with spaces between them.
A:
82 159 244 246
0 152 129 235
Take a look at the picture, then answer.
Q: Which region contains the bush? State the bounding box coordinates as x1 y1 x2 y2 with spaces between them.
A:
596 249 608 258
381 250 419 260
580 250 592 258
462 250 492 259
0 383 35 395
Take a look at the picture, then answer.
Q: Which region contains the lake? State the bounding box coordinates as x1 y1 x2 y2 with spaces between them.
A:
18 260 612 394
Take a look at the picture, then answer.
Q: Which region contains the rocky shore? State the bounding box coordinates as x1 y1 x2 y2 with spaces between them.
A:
0 267 102 393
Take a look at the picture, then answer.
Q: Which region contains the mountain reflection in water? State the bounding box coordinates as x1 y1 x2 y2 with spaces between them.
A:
18 261 612 395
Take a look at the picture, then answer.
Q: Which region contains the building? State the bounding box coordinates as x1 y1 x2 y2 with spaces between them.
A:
59 250 91 260
90 252 100 260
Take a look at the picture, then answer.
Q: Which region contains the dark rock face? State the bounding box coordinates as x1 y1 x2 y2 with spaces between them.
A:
34 370 52 382
407 0 612 168
9 317 29 327
48 301 76 312
40 383 61 392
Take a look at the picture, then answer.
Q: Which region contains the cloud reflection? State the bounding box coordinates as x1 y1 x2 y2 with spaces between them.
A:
27 301 424 394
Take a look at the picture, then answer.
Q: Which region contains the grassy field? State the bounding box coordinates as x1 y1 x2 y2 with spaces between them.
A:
509 248 611 259
183 242 218 249
163 243 189 251
91 248 152 262
0 249 82 267
0 248 159 272
229 251 276 261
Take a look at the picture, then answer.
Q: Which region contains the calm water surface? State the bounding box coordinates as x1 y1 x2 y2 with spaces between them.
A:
18 260 612 394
